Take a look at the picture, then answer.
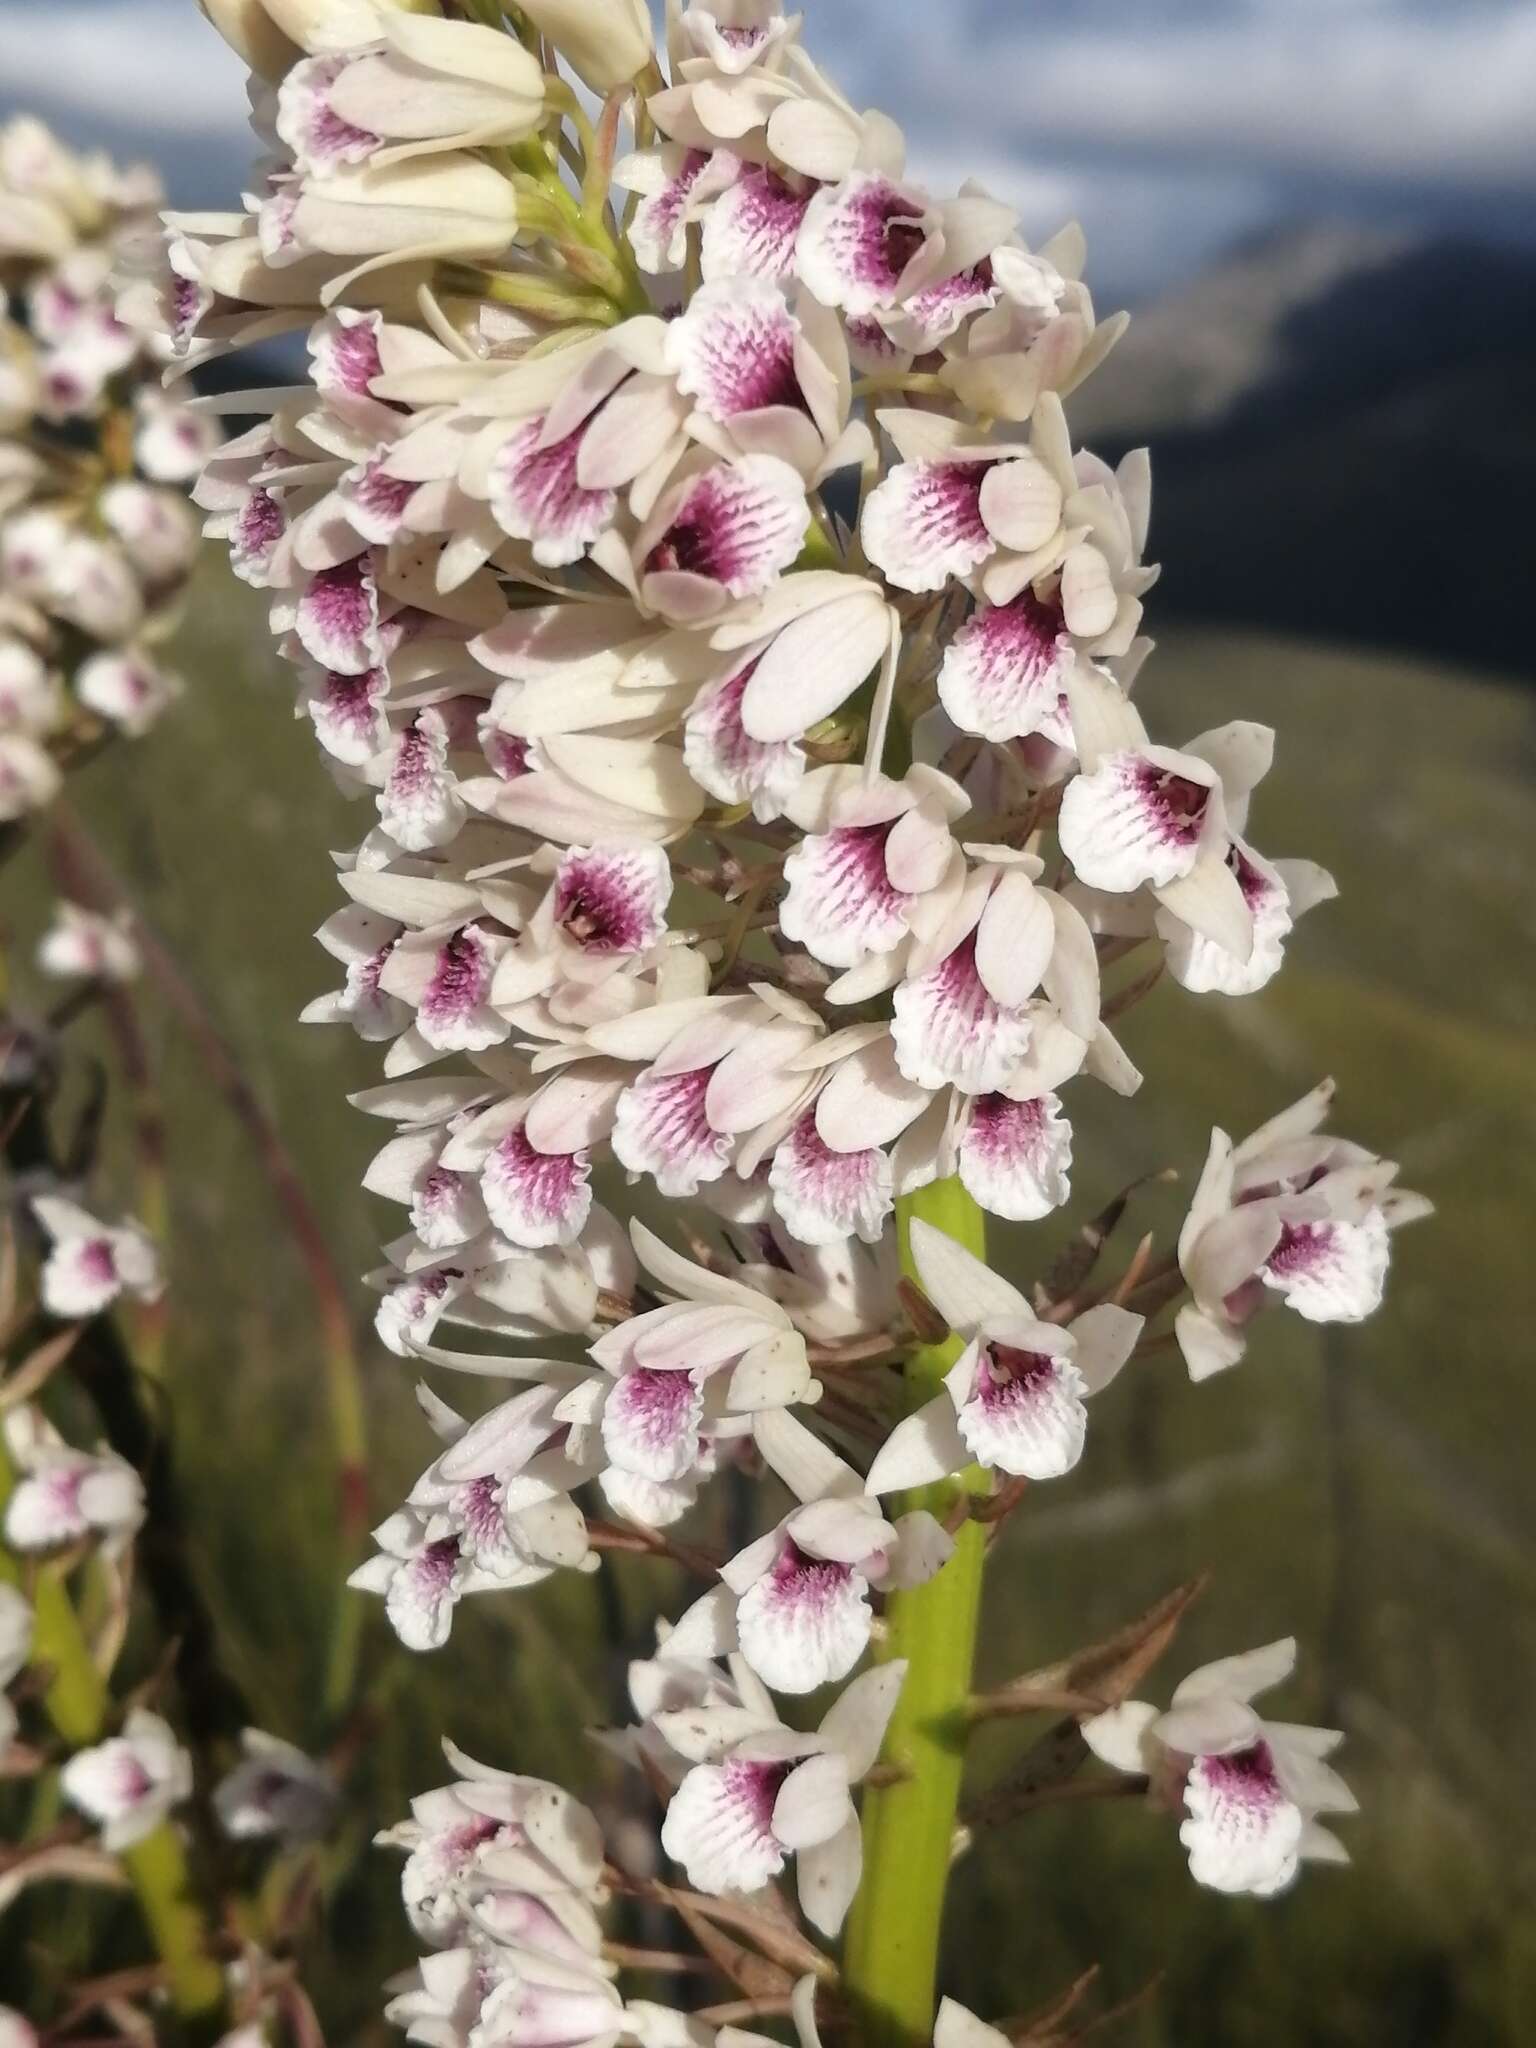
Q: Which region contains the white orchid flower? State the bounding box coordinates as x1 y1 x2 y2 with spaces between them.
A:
867 1219 1141 1489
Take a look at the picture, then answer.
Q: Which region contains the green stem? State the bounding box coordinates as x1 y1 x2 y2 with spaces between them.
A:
0 1438 225 2026
842 1178 990 2048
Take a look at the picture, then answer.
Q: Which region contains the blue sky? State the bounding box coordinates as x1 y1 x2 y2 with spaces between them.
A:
2 0 1533 300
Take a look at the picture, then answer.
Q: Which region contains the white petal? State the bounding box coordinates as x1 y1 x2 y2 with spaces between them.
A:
781 821 913 970
1180 1744 1304 1897
668 277 803 422
1264 1212 1389 1323
974 870 1055 1009
612 1067 732 1198
795 173 933 318
601 1368 704 1485
773 1750 851 1851
1068 1304 1143 1395
795 1811 862 1939
907 1219 1031 1333
861 458 990 594
702 166 811 285
958 1092 1072 1222
482 1124 592 1249
1059 747 1218 893
683 657 804 823
737 1545 871 1694
937 590 1072 745
891 936 1034 1094
863 1394 968 1494
769 1115 893 1247
1082 1699 1158 1775
661 1759 787 1895
956 1345 1089 1480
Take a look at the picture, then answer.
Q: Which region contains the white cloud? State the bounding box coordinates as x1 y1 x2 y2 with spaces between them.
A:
833 4 1536 191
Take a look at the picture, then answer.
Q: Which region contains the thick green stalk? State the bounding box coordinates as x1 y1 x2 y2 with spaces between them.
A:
842 1178 990 2048
0 1438 225 2025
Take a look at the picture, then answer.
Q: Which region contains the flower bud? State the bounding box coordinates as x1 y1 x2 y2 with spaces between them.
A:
261 0 440 56
516 0 654 91
289 155 519 267
196 0 302 78
324 16 546 152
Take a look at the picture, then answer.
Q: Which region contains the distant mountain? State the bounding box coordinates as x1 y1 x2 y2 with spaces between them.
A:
1071 225 1536 677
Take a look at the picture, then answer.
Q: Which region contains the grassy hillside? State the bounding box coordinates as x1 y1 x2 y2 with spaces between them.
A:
4 566 1533 2041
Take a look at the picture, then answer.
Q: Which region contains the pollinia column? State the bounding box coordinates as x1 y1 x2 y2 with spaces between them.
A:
167 3 1429 2042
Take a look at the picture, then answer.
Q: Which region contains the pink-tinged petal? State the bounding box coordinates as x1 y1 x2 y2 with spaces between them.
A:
340 937 409 1042
891 934 1034 1094
379 711 466 852
795 172 933 317
338 458 415 546
375 1268 460 1357
1181 1742 1304 1897
612 1066 731 1197
229 487 286 587
479 716 539 781
481 1124 592 1249
702 166 813 285
628 148 732 274
781 822 910 969
844 313 909 373
387 1536 465 1653
1162 842 1294 995
958 1092 1072 1222
861 459 992 594
40 1236 126 1319
1058 748 1218 892
661 1757 788 1895
642 456 806 615
307 665 389 766
669 277 805 421
1264 1212 1389 1324
737 1541 871 1693
277 55 381 174
683 8 793 73
296 554 381 676
488 413 617 569
602 1367 705 1484
684 656 805 822
411 1167 485 1252
416 925 505 1052
937 590 1072 745
884 260 998 351
956 1344 1089 1480
553 841 670 956
768 1115 892 1247
311 307 388 408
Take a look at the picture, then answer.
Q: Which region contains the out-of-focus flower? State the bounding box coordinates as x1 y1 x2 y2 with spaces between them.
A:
36 902 140 983
215 1729 340 1844
2 1410 145 1558
60 1708 192 1851
31 1193 163 1321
